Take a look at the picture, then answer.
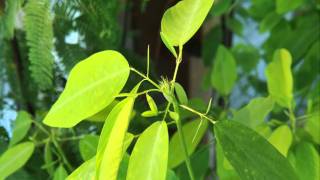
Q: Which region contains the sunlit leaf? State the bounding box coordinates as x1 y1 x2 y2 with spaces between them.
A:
161 0 214 46
79 135 99 161
86 100 119 122
127 121 169 180
211 45 237 96
265 49 293 108
67 157 95 180
174 82 188 105
305 111 320 144
288 142 320 180
9 111 32 147
43 50 130 127
146 94 158 114
215 120 298 180
53 165 68 180
160 32 177 58
117 153 130 180
0 142 35 179
168 119 208 168
233 96 274 128
268 125 292 157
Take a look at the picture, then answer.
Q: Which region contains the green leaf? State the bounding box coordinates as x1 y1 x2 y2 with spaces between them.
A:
0 142 35 179
211 45 237 96
67 156 95 180
288 142 320 180
259 12 281 33
233 96 274 128
96 84 139 180
160 0 214 46
79 135 99 161
276 0 304 14
174 82 188 105
43 50 130 127
9 111 32 147
127 121 169 180
53 165 68 180
231 44 260 72
146 94 158 114
210 0 231 16
160 32 177 58
215 120 298 180
265 49 293 108
268 125 292 157
166 169 179 180
168 119 208 168
117 153 130 180
141 110 158 117
305 111 320 144
216 141 240 180
169 111 180 122
43 141 54 175
87 100 119 122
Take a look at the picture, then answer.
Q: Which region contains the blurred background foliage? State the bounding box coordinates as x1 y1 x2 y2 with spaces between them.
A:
0 0 319 179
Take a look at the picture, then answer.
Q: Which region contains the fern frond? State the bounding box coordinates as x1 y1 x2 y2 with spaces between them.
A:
0 0 22 39
24 0 54 90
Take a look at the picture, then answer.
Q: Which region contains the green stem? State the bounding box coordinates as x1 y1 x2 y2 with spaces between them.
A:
51 132 73 171
130 67 160 89
289 107 296 133
179 104 216 124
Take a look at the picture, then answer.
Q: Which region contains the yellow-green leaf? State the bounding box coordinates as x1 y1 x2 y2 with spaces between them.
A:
43 50 130 127
305 111 320 144
79 135 99 161
9 111 32 147
146 94 158 114
86 100 119 122
0 142 35 179
211 45 237 96
67 156 96 180
268 125 292 157
161 0 214 46
168 119 208 168
174 82 188 105
265 49 293 108
127 121 169 180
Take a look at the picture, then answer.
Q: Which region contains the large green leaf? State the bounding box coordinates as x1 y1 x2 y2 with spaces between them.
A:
9 111 32 147
233 96 274 128
211 45 237 96
96 84 139 180
0 142 35 179
79 135 99 161
161 0 214 46
214 120 298 180
168 119 208 168
288 142 320 180
265 49 293 108
67 157 95 180
53 165 68 180
216 141 240 180
127 121 169 180
268 125 292 157
43 50 130 127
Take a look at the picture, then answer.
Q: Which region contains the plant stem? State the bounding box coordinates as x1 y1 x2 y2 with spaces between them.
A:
51 132 73 171
130 67 160 89
179 104 216 124
289 107 296 133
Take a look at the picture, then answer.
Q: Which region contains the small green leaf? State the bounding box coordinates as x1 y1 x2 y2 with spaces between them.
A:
44 141 54 175
43 50 130 127
169 111 180 122
276 0 304 14
268 125 292 157
0 142 35 179
141 110 158 117
168 119 208 168
215 120 298 180
67 156 95 180
160 32 177 58
161 0 214 46
211 45 237 96
259 12 281 33
79 135 99 161
265 49 293 108
305 111 320 144
127 121 169 180
146 94 158 114
9 111 32 147
53 165 68 180
174 82 188 105
288 142 320 180
233 96 274 128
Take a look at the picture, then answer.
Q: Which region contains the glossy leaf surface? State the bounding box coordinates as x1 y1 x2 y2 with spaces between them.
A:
67 157 95 180
127 121 169 180
43 50 130 127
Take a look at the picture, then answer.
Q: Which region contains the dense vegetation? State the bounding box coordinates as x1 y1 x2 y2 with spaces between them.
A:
0 0 319 180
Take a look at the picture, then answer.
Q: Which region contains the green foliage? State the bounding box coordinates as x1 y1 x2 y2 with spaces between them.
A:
43 51 130 127
268 125 292 157
265 49 293 108
53 165 68 180
127 121 169 180
0 142 35 179
211 45 237 96
79 135 99 161
161 0 214 46
0 0 21 39
9 111 32 147
67 157 95 180
24 0 54 90
215 120 298 180
174 82 188 105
